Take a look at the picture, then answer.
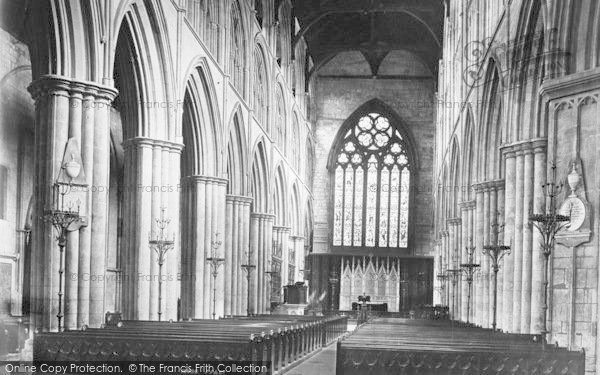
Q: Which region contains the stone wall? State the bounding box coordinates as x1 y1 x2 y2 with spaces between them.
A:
312 51 436 257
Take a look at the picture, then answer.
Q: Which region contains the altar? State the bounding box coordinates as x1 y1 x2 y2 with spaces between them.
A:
339 256 400 312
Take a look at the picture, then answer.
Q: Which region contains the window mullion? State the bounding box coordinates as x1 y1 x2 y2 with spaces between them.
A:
362 160 368 247
386 165 392 248
375 157 382 248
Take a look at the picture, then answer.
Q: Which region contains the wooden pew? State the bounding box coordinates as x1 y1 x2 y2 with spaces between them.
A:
34 315 347 374
336 318 585 375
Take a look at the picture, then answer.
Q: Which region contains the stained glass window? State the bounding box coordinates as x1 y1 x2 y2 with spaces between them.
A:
332 113 411 248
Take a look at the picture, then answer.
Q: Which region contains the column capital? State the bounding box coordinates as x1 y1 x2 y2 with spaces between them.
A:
251 212 275 221
459 200 477 210
439 230 450 237
273 225 291 233
446 217 462 226
500 138 547 158
290 235 305 241
123 137 184 153
226 194 253 205
182 174 228 186
28 74 118 102
471 181 487 193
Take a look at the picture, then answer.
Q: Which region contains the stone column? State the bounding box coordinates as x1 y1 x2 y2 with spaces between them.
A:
482 184 491 328
250 213 274 314
177 175 226 319
440 230 450 306
531 140 547 333
224 195 253 316
502 147 516 331
512 149 525 332
473 183 485 326
521 145 534 333
459 203 469 322
467 201 476 324
249 213 260 314
495 185 505 331
447 218 461 319
28 76 117 332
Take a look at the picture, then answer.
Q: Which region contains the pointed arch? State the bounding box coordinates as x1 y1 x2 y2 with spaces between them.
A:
25 0 103 81
253 43 270 132
275 82 287 152
448 136 460 217
181 65 220 176
229 0 247 96
290 182 301 234
462 108 475 200
112 1 174 139
272 163 288 226
250 139 269 213
305 134 314 187
477 59 504 181
226 105 248 195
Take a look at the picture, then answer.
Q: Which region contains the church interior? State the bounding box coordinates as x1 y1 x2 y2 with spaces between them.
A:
0 0 599 374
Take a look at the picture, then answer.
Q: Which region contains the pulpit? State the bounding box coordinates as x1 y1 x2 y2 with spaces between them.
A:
284 283 308 304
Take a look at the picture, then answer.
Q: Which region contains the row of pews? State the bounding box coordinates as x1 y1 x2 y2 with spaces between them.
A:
34 314 348 374
336 318 585 375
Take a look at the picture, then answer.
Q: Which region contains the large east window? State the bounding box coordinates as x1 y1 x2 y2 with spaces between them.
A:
332 112 410 248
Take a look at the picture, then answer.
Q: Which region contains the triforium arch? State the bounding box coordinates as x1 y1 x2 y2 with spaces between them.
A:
253 42 270 133
327 99 418 251
274 82 288 152
228 0 248 98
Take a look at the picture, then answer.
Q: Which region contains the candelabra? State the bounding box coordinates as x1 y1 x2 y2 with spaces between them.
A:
483 211 511 331
529 163 570 343
148 207 174 321
264 261 278 313
460 238 480 325
43 157 82 332
446 266 462 321
435 272 448 306
206 234 225 319
241 248 256 316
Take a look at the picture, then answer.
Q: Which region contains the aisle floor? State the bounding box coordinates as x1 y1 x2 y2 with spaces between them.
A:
283 342 337 375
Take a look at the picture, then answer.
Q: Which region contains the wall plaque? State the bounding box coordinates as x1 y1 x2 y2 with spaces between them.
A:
560 197 586 232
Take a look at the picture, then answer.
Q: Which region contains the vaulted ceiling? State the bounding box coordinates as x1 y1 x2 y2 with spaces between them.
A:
292 0 444 78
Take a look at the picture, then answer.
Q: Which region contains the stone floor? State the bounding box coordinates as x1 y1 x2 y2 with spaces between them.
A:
283 342 337 375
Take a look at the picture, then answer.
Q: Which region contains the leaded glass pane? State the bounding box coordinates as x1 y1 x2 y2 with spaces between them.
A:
333 166 344 246
353 167 364 246
399 168 410 247
343 166 354 246
379 168 390 246
389 166 400 247
331 112 410 249
365 156 378 247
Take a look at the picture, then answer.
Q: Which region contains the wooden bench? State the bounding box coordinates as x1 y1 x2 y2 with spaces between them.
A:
336 318 585 375
34 315 347 374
